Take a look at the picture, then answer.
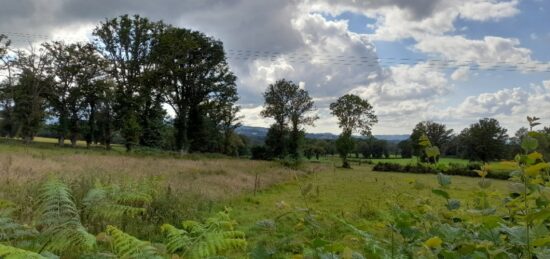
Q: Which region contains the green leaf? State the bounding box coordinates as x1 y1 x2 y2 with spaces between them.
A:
526 208 550 224
524 162 550 177
446 199 461 210
437 173 451 187
432 189 450 199
425 146 440 159
521 136 538 152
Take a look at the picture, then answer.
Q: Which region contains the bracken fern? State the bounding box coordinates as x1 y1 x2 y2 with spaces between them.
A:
83 183 152 222
105 225 160 258
161 209 247 258
0 243 45 258
35 178 95 254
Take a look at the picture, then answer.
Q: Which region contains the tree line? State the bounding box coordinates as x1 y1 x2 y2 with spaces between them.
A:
0 15 379 164
0 15 242 154
391 118 550 163
2 16 547 165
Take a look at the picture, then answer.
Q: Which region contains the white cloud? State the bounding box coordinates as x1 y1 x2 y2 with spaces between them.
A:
309 0 520 41
440 80 550 132
414 35 549 72
451 66 470 81
458 0 520 21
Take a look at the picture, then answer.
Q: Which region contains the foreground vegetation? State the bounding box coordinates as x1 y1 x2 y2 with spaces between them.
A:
1 117 550 258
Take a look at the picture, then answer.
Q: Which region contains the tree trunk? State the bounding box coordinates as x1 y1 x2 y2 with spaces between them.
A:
87 103 96 149
58 136 65 147
71 134 77 148
174 111 188 154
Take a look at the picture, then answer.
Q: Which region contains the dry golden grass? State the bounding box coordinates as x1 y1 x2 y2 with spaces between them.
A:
0 150 308 202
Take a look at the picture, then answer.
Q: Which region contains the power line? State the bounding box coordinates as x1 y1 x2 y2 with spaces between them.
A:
3 31 550 73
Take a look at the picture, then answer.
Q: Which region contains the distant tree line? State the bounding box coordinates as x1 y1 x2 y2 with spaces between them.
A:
0 15 245 155
398 118 550 162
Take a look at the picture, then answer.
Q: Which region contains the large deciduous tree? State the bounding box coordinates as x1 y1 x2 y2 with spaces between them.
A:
261 79 317 159
459 118 508 162
330 94 377 168
0 35 17 137
151 27 239 154
43 41 81 146
12 47 53 143
93 14 166 151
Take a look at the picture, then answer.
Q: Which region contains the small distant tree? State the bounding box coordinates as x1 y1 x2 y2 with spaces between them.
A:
330 94 377 168
459 118 508 162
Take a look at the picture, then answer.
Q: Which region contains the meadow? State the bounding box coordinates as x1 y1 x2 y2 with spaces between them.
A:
1 138 535 258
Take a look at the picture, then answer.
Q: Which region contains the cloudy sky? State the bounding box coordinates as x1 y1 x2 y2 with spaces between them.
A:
1 0 549 135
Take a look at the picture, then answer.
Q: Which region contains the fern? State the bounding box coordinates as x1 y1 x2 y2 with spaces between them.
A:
83 183 152 222
0 201 37 243
35 178 95 254
105 225 160 258
0 243 45 258
161 210 247 258
0 216 38 242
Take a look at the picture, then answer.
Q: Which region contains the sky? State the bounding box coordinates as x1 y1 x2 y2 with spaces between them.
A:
1 0 549 135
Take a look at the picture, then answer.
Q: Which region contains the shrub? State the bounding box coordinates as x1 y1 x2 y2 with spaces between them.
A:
372 162 509 179
251 146 271 160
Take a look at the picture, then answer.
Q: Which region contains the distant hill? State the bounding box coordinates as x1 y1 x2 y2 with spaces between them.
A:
235 126 409 142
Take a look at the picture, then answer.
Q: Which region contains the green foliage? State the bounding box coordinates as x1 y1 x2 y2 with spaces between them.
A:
409 121 453 159
459 118 509 161
336 132 355 168
0 215 37 242
0 244 45 259
105 225 160 258
36 178 96 254
330 94 377 168
261 79 317 159
161 209 247 258
83 182 153 223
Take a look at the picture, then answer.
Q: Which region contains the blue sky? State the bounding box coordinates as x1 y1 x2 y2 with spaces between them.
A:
1 0 549 135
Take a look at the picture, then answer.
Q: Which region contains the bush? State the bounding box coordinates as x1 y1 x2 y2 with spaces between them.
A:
372 161 509 179
251 146 271 160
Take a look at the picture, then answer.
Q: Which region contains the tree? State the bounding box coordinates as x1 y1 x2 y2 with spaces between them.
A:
151 27 239 154
287 85 317 158
459 118 508 162
93 14 166 151
74 44 108 148
330 94 377 168
409 121 453 160
359 137 388 159
261 79 317 159
43 42 82 147
12 47 53 143
398 139 413 158
0 35 17 137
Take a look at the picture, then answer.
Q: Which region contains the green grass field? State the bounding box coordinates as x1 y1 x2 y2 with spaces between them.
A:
225 163 510 255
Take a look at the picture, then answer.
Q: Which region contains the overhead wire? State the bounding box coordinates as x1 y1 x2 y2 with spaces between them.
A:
2 31 550 73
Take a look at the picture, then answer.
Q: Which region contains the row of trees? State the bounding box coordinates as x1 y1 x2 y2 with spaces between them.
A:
0 15 242 154
400 118 550 162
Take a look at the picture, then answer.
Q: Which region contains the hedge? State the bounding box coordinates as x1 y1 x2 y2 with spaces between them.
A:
372 162 510 180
